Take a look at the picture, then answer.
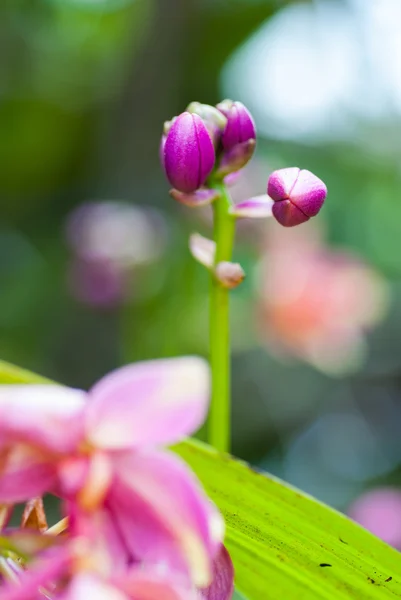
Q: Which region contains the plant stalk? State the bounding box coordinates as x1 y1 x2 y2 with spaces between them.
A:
209 183 235 453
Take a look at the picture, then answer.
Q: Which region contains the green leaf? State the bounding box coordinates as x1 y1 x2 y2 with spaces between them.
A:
1 359 401 598
175 441 401 599
0 360 51 384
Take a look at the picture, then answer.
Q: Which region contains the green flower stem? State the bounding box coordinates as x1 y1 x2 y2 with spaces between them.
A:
209 183 236 453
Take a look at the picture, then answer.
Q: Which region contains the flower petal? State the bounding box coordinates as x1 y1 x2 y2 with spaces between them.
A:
117 570 197 600
0 547 70 600
272 200 310 227
0 446 57 503
0 385 86 453
108 450 224 588
170 188 221 207
267 167 300 201
199 545 234 600
62 574 127 600
189 233 216 270
85 358 210 450
289 169 327 217
231 196 274 219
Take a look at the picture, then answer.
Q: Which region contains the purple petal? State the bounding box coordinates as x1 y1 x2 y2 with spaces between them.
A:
85 357 210 450
224 172 242 187
231 195 274 219
199 545 234 600
267 167 300 202
218 101 256 150
289 169 327 217
108 449 224 588
217 140 256 177
0 385 86 453
164 113 215 193
170 188 221 207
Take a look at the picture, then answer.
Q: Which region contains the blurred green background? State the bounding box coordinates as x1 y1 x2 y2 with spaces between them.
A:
2 0 401 537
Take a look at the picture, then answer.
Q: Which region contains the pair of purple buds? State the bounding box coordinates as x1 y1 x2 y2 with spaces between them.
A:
160 100 327 227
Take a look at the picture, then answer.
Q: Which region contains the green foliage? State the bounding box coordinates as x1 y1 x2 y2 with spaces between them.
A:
1 359 401 599
176 440 401 599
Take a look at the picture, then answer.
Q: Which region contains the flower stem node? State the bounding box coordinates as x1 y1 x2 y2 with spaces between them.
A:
268 167 327 227
215 261 245 290
162 112 216 194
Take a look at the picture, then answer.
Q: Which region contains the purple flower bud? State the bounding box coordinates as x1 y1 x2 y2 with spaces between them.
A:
217 100 256 151
187 102 227 147
163 112 215 193
216 139 256 177
268 167 327 227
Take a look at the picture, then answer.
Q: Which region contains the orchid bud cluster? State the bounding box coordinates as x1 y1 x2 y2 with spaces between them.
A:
161 100 256 207
0 358 234 600
161 99 327 287
161 100 327 226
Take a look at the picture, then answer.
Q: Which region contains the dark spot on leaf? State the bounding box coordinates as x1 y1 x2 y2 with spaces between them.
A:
319 564 332 567
385 577 392 583
368 577 375 584
339 537 348 544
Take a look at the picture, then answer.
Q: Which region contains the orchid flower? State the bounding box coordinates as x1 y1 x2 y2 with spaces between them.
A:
0 357 225 588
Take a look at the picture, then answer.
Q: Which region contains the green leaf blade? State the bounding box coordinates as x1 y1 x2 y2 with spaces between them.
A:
176 441 401 599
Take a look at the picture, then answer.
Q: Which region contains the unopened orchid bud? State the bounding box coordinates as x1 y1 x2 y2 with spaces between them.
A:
215 261 245 289
217 100 256 151
216 139 256 177
187 102 227 146
163 112 215 193
268 167 327 227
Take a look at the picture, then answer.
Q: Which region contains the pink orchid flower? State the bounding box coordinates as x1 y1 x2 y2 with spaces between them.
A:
0 357 224 588
0 535 234 600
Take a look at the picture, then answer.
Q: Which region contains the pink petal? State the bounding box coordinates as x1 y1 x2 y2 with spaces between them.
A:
231 196 274 219
62 574 127 600
0 446 57 503
0 547 70 600
289 169 327 217
117 570 197 600
0 386 86 453
170 188 221 207
108 450 224 588
272 199 310 227
267 167 300 201
67 503 131 575
199 545 234 600
85 358 210 450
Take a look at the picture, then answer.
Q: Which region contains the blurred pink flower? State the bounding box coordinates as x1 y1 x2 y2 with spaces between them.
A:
257 223 388 373
65 202 168 307
348 488 401 550
0 357 224 588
